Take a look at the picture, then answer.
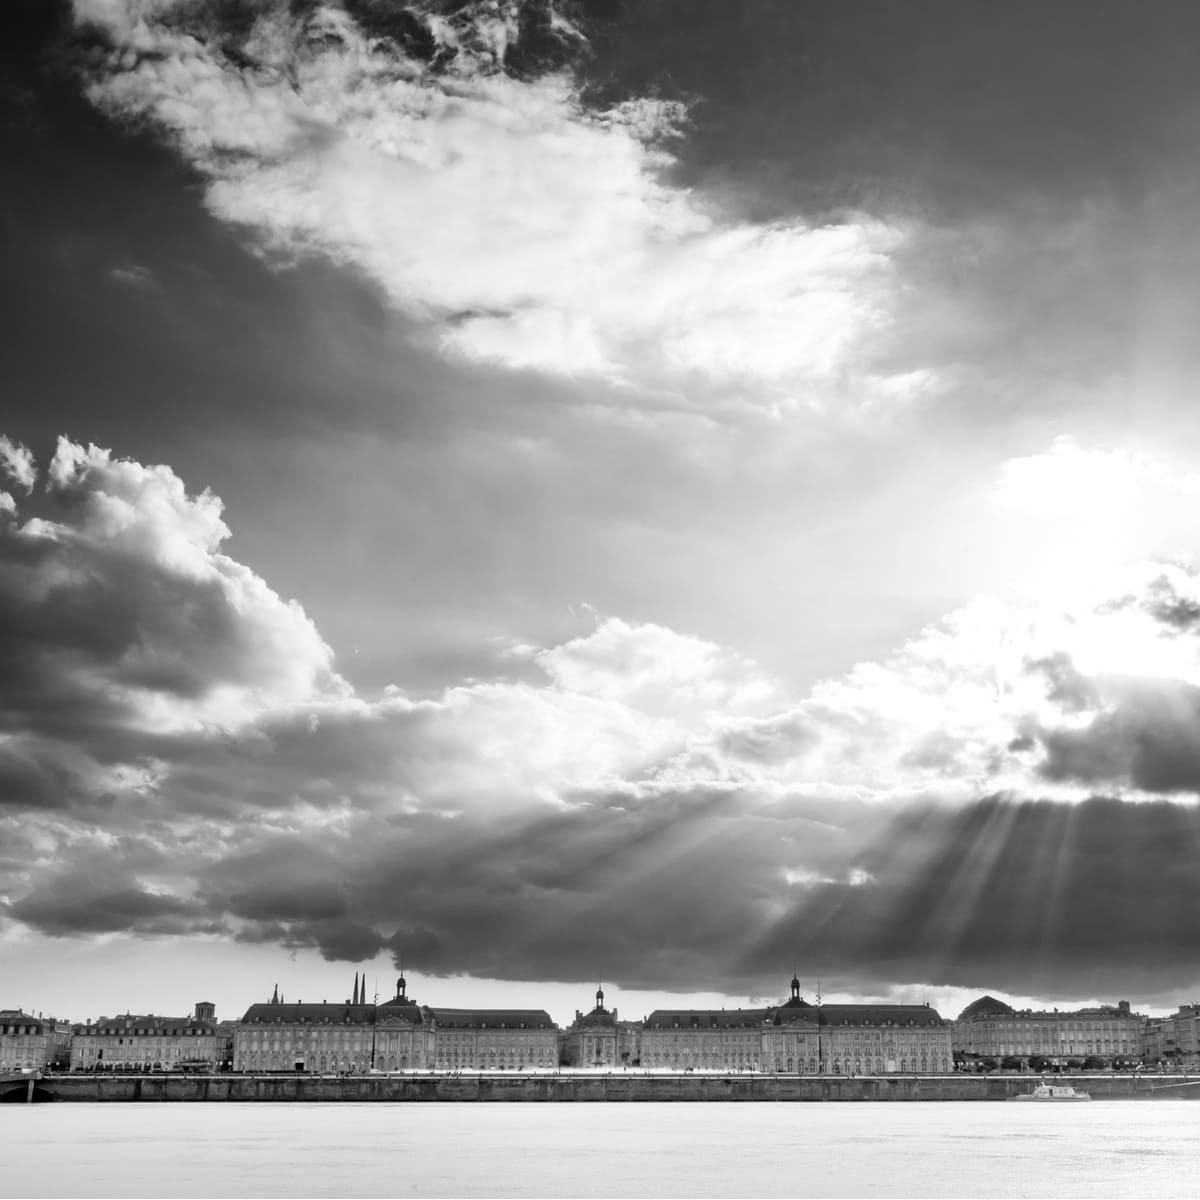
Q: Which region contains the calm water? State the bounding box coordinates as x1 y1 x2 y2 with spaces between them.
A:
2 1101 1196 1199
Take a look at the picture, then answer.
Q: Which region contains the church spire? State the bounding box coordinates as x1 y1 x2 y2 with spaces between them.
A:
271 982 279 1005
353 972 361 1005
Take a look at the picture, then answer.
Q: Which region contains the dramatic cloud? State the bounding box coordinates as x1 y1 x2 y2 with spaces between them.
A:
0 436 344 738
6 438 1200 999
749 796 1200 999
66 0 927 414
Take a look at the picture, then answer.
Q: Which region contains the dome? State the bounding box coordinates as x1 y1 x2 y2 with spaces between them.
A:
958 994 1015 1020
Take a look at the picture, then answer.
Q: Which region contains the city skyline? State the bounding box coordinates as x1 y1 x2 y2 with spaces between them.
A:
8 1 1200 1024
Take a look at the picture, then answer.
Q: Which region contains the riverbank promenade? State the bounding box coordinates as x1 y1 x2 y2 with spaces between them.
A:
8 1070 1200 1102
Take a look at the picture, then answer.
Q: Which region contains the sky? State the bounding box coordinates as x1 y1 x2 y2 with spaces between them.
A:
6 0 1200 1028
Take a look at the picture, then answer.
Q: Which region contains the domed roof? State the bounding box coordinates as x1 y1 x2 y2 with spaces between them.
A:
578 1008 616 1028
958 994 1015 1020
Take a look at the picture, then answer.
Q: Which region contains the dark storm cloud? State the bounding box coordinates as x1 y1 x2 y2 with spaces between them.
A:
159 784 872 989
8 859 212 936
582 0 1200 218
743 796 1200 1000
1039 679 1200 794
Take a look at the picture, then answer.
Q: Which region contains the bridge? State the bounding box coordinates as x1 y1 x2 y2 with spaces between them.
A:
0 1071 54 1103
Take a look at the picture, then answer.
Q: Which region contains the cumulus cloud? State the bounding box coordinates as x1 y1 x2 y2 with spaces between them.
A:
0 436 345 740
0 435 37 493
994 437 1200 517
7 438 1200 996
66 0 924 414
535 616 778 718
656 560 1200 808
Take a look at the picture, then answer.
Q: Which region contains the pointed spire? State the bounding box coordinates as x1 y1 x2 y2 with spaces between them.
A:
271 983 279 1005
354 972 361 1005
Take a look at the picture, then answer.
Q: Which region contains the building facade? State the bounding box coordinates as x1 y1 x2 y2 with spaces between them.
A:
641 978 951 1074
0 1011 71 1072
563 987 633 1067
70 1004 227 1072
641 1007 771 1071
234 976 557 1072
430 1007 558 1071
1143 1004 1200 1068
807 1004 952 1075
233 976 433 1074
953 995 1144 1066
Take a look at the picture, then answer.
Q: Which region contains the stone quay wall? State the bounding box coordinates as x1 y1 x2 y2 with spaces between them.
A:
17 1072 1200 1102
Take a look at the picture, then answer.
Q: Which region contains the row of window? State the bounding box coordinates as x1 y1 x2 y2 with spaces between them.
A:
77 1028 210 1037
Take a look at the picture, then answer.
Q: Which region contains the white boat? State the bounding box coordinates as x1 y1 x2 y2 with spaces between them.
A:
1010 1081 1091 1102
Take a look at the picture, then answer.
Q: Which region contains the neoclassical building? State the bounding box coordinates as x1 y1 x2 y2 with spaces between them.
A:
642 977 952 1074
227 973 951 1075
641 1006 771 1071
562 987 642 1067
0 1010 71 1072
71 1003 228 1071
234 975 435 1073
430 1007 558 1071
953 995 1144 1066
1145 1004 1200 1067
234 975 557 1072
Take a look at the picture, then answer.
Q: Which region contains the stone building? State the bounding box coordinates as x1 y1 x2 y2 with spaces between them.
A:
810 1003 952 1075
560 987 645 1067
953 995 1144 1066
70 1003 226 1071
762 977 952 1074
641 1006 771 1071
429 1006 558 1071
234 974 556 1072
234 975 430 1073
374 974 437 1070
641 977 951 1074
562 987 618 1067
761 975 820 1072
1143 1004 1200 1068
0 1010 71 1072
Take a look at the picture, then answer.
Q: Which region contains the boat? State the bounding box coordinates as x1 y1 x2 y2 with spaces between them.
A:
1010 1080 1091 1102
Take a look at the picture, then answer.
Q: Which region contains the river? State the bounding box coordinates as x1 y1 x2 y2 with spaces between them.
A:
2 1100 1195 1198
